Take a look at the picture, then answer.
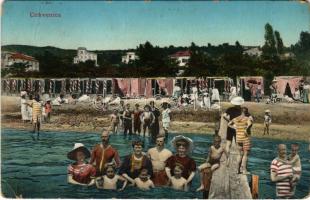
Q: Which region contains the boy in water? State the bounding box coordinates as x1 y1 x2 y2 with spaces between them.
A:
228 108 252 174
169 165 188 191
30 94 43 139
133 104 143 135
140 105 155 137
123 103 133 136
288 144 302 192
96 165 127 191
133 168 155 190
110 109 119 134
196 135 224 191
263 109 271 135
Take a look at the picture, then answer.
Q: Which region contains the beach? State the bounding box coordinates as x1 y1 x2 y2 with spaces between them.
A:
1 96 310 141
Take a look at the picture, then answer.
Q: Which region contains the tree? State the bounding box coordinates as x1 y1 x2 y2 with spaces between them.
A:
274 30 284 54
262 23 277 59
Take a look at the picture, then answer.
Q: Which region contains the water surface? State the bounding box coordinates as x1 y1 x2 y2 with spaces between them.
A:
1 129 309 198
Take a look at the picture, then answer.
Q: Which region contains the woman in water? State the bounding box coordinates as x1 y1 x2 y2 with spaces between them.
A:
67 143 96 186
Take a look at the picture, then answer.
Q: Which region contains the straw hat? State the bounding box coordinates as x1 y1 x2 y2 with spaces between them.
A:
265 109 271 113
171 135 194 153
230 96 244 106
67 143 91 161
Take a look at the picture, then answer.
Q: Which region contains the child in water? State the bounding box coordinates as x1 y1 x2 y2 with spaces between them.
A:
140 105 155 137
96 165 127 191
196 135 224 191
288 143 302 192
110 109 119 134
133 169 155 190
169 165 188 191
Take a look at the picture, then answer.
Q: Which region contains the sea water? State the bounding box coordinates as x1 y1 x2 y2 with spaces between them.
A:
1 128 309 199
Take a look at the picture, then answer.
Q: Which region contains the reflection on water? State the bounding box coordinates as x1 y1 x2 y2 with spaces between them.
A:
1 129 309 198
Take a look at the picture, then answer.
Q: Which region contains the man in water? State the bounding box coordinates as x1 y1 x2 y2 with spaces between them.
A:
147 134 172 186
149 101 160 143
270 144 294 199
90 130 121 176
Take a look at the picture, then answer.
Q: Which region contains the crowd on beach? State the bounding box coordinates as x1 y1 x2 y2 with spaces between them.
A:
16 87 305 198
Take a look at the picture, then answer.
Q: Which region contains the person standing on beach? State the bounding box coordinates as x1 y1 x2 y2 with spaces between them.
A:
21 95 30 123
123 103 133 137
110 109 119 134
161 102 171 141
44 99 52 123
270 144 294 199
90 131 121 176
150 101 160 142
263 109 272 135
29 94 42 139
147 134 172 186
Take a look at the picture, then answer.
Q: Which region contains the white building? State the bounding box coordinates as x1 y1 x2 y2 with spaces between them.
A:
243 47 262 57
1 51 39 71
170 50 191 67
122 52 139 64
73 47 98 66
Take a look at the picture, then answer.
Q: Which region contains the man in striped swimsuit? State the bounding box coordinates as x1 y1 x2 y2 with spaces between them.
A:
30 94 43 139
270 144 294 199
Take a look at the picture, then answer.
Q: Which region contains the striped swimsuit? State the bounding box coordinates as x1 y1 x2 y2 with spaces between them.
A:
31 100 42 123
232 116 251 151
270 158 293 198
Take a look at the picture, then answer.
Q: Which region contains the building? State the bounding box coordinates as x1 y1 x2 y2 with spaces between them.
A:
1 51 40 71
122 52 139 64
243 47 262 57
170 50 191 67
73 47 98 66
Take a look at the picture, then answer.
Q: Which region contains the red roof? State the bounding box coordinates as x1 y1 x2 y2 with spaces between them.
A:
170 50 191 58
9 53 37 62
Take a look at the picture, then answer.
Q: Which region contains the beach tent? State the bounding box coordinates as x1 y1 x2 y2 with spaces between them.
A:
274 76 303 96
130 78 147 97
238 76 264 100
156 77 174 96
95 78 113 97
113 78 131 97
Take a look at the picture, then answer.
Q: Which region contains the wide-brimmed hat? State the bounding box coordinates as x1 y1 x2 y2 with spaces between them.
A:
171 135 194 153
230 96 244 106
265 109 271 113
272 79 278 82
46 98 51 102
67 143 91 161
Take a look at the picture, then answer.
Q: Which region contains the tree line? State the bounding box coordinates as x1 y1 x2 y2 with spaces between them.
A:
2 23 310 79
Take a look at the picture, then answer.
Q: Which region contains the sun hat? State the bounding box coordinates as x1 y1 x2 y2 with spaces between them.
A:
171 135 194 153
265 109 271 113
230 96 244 106
67 143 91 161
272 79 278 82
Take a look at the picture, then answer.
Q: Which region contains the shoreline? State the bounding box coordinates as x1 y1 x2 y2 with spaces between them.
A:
1 120 309 142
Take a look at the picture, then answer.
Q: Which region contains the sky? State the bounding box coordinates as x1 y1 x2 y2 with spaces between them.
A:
1 1 310 50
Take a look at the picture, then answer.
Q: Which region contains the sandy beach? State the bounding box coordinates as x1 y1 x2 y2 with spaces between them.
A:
1 96 310 141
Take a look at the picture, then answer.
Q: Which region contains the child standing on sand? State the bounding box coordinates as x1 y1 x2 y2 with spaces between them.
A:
96 165 127 191
44 99 52 123
161 102 171 141
196 135 224 192
110 109 119 134
263 109 272 135
169 165 188 191
133 169 155 190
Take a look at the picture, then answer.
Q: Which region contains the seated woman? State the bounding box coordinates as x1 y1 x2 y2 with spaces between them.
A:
67 143 96 186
